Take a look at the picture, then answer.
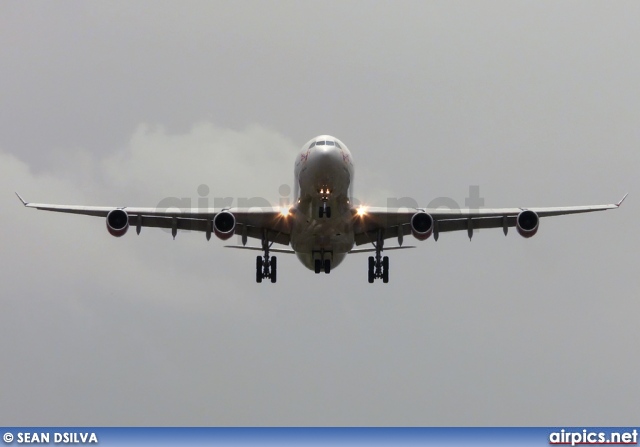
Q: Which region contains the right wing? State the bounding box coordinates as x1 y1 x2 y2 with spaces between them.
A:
16 193 291 245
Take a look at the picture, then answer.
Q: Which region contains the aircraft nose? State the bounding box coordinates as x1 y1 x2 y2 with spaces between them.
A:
313 145 341 162
314 149 341 171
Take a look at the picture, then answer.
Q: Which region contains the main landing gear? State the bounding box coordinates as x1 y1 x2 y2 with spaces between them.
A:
314 249 331 274
256 232 277 284
314 258 331 274
368 230 389 283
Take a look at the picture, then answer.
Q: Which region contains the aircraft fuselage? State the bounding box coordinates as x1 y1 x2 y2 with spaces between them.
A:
291 135 355 270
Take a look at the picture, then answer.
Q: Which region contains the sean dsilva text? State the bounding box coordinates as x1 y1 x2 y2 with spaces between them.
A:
14 433 98 444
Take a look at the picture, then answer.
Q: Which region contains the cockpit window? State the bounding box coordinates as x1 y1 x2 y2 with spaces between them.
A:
316 141 325 146
335 142 341 149
309 142 315 148
326 141 335 146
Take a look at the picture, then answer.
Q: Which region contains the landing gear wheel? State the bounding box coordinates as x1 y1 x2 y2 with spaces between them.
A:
314 259 322 274
256 232 277 284
382 256 389 283
270 256 277 283
368 256 375 284
366 230 391 283
319 203 331 218
324 259 331 274
256 256 263 283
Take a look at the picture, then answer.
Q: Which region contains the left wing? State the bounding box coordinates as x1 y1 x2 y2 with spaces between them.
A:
16 193 291 245
353 194 627 245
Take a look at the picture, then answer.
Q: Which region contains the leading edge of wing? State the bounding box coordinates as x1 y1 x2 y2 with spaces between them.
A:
363 194 626 219
15 195 284 220
16 194 115 216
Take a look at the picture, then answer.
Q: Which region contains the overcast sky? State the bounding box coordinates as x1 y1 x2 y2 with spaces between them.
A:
1 1 639 426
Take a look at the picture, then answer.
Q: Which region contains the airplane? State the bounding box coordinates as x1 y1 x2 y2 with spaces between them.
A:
16 135 627 284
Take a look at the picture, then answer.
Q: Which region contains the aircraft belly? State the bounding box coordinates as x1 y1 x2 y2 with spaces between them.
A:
290 214 354 271
296 251 347 270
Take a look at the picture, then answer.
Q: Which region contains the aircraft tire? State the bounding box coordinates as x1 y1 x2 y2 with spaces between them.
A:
382 256 389 283
368 256 375 283
270 256 277 283
256 256 263 283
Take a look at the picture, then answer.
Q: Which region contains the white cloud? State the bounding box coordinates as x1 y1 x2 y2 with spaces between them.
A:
100 122 298 204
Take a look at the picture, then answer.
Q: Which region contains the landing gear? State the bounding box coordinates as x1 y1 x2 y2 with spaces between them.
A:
270 256 277 283
367 230 390 283
318 202 331 218
368 257 375 283
382 256 389 283
314 254 331 274
256 256 263 283
318 186 332 218
256 231 277 284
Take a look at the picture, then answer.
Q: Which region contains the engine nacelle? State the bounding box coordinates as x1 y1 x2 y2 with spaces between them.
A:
516 210 539 238
106 209 129 237
213 211 236 240
410 211 434 241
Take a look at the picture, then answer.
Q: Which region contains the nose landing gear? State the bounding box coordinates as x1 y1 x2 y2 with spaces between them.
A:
318 187 331 218
318 202 332 218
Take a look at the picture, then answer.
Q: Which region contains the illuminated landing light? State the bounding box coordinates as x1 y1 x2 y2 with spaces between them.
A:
356 206 368 217
280 206 292 217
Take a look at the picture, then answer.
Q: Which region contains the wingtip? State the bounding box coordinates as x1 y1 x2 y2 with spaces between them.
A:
615 193 628 207
15 192 27 206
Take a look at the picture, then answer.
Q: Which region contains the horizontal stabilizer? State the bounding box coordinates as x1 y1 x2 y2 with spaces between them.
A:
349 246 416 254
224 245 296 254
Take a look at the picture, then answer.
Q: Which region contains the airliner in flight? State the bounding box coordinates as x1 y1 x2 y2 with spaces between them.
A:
17 135 626 283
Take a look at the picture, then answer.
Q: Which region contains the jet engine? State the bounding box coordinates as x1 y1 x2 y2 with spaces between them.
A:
106 209 129 237
516 210 539 238
411 211 434 240
213 211 236 240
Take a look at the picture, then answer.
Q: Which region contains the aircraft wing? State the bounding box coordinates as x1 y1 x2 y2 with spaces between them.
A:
353 194 627 245
15 193 291 245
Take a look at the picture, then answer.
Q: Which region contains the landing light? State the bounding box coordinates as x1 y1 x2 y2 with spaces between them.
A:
356 206 368 217
280 206 291 217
